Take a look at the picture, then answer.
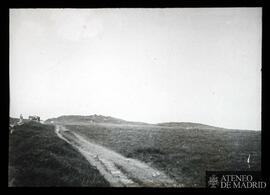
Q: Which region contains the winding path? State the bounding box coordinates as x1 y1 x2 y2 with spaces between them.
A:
55 125 179 187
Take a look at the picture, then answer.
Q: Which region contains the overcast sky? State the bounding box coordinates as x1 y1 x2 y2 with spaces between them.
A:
10 8 261 130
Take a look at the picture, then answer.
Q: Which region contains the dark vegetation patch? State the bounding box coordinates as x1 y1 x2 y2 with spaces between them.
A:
8 120 110 187
127 148 165 157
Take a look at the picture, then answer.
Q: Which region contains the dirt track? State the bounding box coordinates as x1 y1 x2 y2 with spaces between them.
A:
55 125 179 187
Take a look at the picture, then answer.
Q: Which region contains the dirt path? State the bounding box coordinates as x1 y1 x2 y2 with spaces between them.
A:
55 125 179 187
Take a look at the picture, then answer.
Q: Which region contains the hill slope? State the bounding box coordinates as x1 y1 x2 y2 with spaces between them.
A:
67 123 261 187
45 115 149 125
157 122 226 130
8 119 110 187
46 115 236 130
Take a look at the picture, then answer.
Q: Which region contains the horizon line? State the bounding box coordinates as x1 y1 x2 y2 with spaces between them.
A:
9 113 261 131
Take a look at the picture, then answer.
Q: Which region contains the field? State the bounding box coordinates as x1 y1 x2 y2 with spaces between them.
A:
8 120 109 187
9 115 261 187
65 123 261 187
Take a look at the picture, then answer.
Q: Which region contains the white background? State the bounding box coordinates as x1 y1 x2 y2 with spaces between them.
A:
10 8 261 130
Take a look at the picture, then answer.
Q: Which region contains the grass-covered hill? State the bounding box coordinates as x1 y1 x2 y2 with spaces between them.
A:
10 115 261 187
67 123 261 187
156 122 225 130
45 115 149 125
8 118 110 187
46 115 256 131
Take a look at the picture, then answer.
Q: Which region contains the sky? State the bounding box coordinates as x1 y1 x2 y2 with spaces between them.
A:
9 8 261 130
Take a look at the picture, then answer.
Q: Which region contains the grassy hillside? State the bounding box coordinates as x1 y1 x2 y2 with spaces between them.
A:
45 115 149 126
8 119 110 187
66 123 261 187
156 122 225 130
13 114 260 187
